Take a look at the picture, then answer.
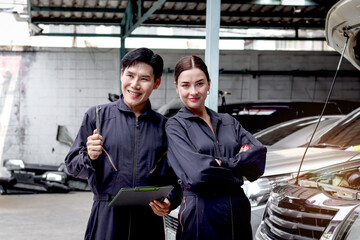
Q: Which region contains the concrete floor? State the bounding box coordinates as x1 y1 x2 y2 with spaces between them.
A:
0 192 93 240
0 191 264 239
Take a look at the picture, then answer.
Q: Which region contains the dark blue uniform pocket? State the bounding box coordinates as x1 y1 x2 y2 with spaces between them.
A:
177 195 234 240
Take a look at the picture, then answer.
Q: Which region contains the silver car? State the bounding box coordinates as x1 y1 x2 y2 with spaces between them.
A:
165 106 360 238
255 156 360 240
254 115 343 150
254 106 360 239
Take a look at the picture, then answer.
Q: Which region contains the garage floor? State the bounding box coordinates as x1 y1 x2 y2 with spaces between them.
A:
0 191 264 239
0 192 93 240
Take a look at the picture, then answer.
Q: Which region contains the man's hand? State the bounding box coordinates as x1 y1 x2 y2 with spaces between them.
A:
87 129 103 160
149 198 171 217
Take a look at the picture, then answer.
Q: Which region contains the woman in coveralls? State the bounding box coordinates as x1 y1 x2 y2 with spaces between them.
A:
166 56 267 240
65 48 180 240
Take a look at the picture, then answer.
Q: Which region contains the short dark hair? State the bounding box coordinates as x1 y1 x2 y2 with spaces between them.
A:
121 48 164 80
174 55 210 84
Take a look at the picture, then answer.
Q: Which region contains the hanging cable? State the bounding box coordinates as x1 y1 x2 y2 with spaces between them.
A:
295 32 350 185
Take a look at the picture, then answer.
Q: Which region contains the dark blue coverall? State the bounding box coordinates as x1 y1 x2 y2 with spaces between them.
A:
166 107 267 240
65 96 180 240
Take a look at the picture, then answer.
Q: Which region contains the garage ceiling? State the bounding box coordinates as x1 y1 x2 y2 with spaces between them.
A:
27 0 339 39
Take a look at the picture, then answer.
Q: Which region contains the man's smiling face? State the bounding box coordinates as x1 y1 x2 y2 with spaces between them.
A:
121 61 161 114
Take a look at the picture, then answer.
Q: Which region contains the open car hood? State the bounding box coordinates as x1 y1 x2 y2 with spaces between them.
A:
326 0 360 70
264 147 360 176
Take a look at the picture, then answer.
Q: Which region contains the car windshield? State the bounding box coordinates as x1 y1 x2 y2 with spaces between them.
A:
254 116 341 147
254 118 319 145
315 110 360 148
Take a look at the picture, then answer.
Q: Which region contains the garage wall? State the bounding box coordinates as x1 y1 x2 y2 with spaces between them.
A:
256 52 360 100
0 47 359 166
155 49 360 104
0 48 120 166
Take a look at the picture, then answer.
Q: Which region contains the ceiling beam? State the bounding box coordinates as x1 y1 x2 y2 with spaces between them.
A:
30 6 127 13
29 5 327 19
144 0 337 5
31 17 124 25
121 0 167 39
30 17 325 29
142 19 326 29
37 32 325 41
152 9 326 19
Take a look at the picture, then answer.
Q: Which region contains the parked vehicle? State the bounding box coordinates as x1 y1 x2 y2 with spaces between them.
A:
156 97 184 118
256 109 360 239
254 115 343 149
218 100 358 133
164 107 360 238
157 97 359 133
251 106 360 232
256 0 360 238
255 156 360 240
0 159 89 194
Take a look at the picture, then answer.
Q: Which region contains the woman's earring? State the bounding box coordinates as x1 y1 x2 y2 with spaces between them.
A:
207 90 210 95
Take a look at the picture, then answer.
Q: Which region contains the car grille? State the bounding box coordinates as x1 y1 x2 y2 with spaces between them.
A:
262 196 338 240
164 214 178 232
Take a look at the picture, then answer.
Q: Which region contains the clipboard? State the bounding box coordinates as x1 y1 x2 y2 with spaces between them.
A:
108 185 174 207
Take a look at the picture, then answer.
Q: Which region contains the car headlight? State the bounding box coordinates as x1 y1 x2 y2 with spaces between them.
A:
42 172 67 183
243 175 292 207
3 159 25 170
335 204 360 240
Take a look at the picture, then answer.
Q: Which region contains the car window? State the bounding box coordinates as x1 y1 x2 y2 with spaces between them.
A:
232 108 297 133
255 118 318 145
317 112 360 148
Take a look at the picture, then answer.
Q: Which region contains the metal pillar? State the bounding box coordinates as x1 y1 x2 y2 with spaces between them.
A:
205 0 221 112
119 37 126 94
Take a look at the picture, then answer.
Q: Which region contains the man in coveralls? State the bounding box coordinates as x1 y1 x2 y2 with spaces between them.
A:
65 48 180 240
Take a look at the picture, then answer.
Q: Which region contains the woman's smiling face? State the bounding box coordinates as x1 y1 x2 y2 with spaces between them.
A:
175 67 210 112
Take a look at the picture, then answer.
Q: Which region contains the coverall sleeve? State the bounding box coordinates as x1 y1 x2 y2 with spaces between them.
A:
166 119 236 194
65 110 98 178
219 119 267 182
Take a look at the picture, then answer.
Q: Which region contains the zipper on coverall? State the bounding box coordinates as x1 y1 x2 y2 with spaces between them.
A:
132 117 139 188
209 119 235 240
128 116 139 240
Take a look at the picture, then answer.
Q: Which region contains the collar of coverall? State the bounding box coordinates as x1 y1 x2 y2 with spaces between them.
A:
177 106 222 123
116 94 154 116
